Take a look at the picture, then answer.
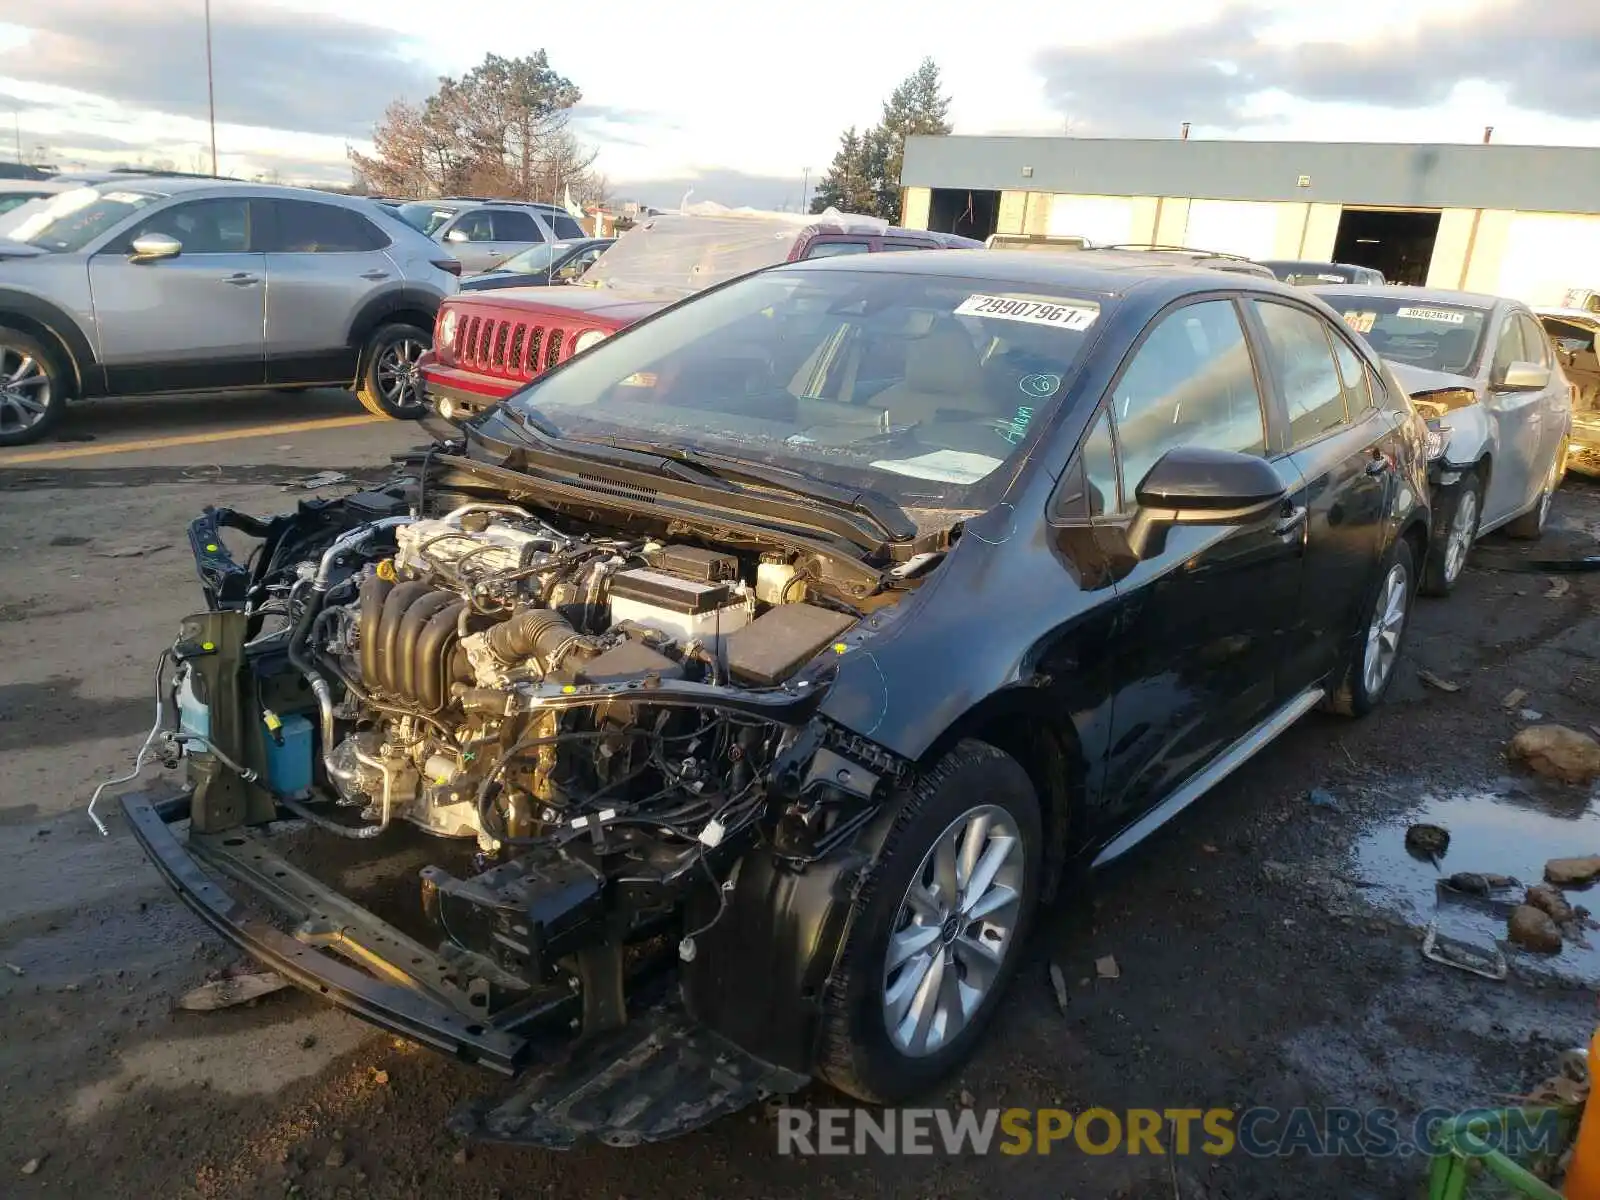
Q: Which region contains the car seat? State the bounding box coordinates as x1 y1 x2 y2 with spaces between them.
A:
872 320 990 426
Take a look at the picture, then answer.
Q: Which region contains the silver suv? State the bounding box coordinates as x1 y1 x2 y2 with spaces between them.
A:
393 199 588 273
0 178 461 446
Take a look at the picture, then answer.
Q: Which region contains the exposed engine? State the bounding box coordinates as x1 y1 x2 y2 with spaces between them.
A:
296 503 855 856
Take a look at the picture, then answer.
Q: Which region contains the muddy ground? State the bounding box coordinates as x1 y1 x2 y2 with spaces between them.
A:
2 401 1599 1199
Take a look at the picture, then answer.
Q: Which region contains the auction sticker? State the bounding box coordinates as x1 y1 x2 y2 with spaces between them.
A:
1396 306 1466 325
955 294 1099 331
1343 311 1377 334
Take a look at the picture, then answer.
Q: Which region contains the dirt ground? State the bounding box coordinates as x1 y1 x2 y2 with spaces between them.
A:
3 393 1599 1199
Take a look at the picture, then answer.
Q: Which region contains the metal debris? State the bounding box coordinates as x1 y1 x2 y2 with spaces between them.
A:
1421 921 1508 980
3 961 22 977
1095 955 1121 980
1048 962 1070 1015
1547 577 1572 599
284 471 351 491
1417 669 1462 693
1502 687 1530 709
176 970 290 1011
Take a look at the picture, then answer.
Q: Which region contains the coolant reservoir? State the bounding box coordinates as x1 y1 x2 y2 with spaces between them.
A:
756 559 802 605
175 663 210 751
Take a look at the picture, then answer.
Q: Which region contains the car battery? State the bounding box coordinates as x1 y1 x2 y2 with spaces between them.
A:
606 567 752 654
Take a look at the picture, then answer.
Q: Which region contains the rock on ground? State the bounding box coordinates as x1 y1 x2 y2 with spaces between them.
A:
1508 725 1600 784
1508 905 1564 954
1546 856 1600 886
1526 884 1577 926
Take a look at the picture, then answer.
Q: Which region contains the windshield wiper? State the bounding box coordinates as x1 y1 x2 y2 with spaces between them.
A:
492 408 737 490
569 435 917 542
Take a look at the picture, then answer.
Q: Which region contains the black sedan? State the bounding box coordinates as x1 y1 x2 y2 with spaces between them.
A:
122 249 1431 1145
457 236 615 292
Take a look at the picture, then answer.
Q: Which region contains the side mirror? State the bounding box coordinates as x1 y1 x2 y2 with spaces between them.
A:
1493 361 1551 393
1134 445 1288 514
1123 446 1288 560
129 232 182 262
444 228 469 244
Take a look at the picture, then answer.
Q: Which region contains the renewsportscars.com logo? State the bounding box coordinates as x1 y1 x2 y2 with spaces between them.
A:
775 1106 1564 1158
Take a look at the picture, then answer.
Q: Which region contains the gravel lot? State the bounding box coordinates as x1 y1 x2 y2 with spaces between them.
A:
3 393 1598 1199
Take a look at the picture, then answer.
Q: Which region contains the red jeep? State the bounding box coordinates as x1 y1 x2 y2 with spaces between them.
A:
418 208 982 420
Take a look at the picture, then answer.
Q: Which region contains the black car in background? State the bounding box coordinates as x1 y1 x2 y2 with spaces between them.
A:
457 236 616 292
124 250 1431 1146
1263 259 1387 286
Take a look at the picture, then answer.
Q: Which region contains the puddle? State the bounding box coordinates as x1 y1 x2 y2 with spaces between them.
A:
1352 778 1600 984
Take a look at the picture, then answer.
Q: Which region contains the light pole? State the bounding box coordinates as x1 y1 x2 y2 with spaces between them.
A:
800 166 810 214
204 0 218 173
12 112 21 165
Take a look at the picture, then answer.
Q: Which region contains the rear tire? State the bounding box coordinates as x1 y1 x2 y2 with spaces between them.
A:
354 322 430 420
815 739 1042 1104
1420 469 1480 597
0 326 68 447
1326 536 1415 718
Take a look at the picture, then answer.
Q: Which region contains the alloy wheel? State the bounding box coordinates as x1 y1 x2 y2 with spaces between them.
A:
375 337 426 412
1443 489 1478 584
1362 561 1409 697
882 804 1024 1058
0 343 51 437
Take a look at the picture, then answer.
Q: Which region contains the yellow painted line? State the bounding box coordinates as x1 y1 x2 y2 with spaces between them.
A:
0 414 382 465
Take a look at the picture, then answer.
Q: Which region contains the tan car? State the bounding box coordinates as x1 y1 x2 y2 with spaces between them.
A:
1537 306 1600 477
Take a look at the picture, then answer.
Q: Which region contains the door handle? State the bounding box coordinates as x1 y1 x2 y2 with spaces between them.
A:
1273 504 1308 537
222 272 259 286
359 269 390 281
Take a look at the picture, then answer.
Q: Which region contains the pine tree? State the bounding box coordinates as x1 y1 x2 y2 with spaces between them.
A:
809 127 878 216
873 58 952 223
809 60 952 223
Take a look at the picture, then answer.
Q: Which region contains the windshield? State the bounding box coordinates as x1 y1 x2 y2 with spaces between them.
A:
497 242 567 275
396 201 456 236
3 186 164 253
1317 292 1489 375
583 214 816 298
505 266 1107 510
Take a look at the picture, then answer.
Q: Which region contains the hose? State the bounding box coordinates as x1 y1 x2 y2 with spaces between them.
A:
87 649 173 836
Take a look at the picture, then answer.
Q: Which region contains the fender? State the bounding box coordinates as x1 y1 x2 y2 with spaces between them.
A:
345 285 444 377
0 287 102 397
1436 403 1495 471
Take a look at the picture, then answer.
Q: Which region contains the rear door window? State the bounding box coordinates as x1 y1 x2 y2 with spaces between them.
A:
1252 301 1350 447
267 200 388 253
490 210 542 242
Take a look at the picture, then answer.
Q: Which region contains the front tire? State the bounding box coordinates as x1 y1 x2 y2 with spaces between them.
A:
816 740 1042 1104
0 327 68 447
354 322 430 420
1421 468 1480 597
1326 536 1415 717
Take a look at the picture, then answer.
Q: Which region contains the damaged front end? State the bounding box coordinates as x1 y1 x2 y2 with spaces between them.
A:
117 471 925 1146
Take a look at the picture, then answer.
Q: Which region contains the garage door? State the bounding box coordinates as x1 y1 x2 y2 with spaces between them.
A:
1182 201 1281 259
1496 214 1600 307
1048 195 1136 245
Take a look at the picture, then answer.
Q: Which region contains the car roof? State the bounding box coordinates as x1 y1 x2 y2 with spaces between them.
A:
0 179 71 194
1308 282 1505 310
779 247 1296 298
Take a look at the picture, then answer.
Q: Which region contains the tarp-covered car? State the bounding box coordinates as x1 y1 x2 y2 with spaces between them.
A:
113 251 1430 1148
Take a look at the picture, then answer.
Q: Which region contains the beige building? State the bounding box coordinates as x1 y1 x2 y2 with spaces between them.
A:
898 136 1600 304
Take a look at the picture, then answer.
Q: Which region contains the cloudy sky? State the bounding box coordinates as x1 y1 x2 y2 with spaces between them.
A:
1 0 1598 207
